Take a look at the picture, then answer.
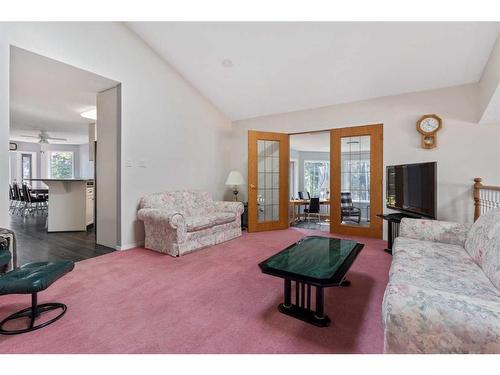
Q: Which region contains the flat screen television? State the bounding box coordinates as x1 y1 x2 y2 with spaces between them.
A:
386 162 436 219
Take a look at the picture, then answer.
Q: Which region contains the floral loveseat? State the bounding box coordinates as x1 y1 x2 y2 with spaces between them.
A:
382 208 500 353
137 191 244 257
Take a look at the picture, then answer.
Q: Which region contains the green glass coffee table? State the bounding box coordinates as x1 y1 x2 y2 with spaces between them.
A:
259 236 364 327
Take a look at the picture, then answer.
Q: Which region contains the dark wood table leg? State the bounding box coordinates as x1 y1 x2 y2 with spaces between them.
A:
278 282 331 327
384 219 393 254
314 286 324 319
283 279 291 308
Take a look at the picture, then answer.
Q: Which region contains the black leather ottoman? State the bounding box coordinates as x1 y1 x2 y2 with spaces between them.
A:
0 261 74 335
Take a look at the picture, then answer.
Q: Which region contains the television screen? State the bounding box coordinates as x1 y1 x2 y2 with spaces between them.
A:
386 162 436 218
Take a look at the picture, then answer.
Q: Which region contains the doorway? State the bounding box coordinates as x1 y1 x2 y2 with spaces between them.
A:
289 131 331 232
8 46 121 264
247 124 383 239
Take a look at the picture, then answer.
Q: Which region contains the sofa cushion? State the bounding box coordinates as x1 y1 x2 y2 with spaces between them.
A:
400 218 471 246
185 216 213 232
482 237 500 291
465 208 500 289
383 281 500 353
392 237 500 299
185 213 236 232
211 212 236 225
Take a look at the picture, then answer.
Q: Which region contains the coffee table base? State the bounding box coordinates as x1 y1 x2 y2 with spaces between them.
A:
277 278 351 327
278 303 331 327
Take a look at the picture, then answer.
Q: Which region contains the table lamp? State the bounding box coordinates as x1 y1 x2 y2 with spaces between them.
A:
225 171 245 201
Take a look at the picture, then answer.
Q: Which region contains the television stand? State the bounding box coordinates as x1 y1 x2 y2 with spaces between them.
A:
377 213 422 254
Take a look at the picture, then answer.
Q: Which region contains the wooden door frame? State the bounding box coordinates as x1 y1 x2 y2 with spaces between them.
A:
330 124 383 238
248 131 289 232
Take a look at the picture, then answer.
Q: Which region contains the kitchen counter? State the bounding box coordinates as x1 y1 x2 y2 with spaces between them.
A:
28 179 94 232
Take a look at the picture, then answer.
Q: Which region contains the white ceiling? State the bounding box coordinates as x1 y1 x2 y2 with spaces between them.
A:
128 22 500 120
10 47 118 145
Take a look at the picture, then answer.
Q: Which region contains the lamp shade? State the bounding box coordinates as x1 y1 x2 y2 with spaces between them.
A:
225 170 245 186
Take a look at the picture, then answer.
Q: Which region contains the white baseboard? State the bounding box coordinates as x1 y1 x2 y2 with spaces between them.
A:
115 241 144 251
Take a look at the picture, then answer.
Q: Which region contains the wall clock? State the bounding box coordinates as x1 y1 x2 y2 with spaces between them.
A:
416 114 442 149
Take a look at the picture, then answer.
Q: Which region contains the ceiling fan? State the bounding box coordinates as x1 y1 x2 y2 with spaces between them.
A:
20 130 67 144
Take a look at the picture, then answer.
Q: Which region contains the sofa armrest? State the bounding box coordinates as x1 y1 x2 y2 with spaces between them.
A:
213 201 244 215
137 208 185 229
399 218 471 246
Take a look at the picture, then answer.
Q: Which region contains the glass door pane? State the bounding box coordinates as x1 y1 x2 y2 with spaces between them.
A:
257 140 280 222
340 135 371 227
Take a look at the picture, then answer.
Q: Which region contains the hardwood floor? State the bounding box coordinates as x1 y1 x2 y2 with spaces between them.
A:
7 213 114 265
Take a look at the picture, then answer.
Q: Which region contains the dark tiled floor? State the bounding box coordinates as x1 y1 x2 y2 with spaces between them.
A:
6 212 114 265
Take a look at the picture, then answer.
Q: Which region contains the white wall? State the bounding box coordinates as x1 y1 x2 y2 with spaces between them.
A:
0 22 232 249
231 84 500 227
479 35 500 123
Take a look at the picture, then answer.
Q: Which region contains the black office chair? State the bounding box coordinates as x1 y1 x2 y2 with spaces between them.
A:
304 197 321 222
340 192 361 224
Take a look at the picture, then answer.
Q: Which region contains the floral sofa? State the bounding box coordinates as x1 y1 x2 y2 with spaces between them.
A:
137 191 244 257
382 208 500 353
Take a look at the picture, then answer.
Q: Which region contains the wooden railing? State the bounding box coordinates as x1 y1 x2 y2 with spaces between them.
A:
473 178 500 221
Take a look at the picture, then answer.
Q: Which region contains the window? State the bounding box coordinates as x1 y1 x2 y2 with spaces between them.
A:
48 151 74 179
304 161 330 199
21 153 32 182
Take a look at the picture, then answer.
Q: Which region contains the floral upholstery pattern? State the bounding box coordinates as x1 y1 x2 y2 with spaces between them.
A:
465 208 500 290
138 191 244 256
383 210 500 353
399 218 471 246
383 282 500 353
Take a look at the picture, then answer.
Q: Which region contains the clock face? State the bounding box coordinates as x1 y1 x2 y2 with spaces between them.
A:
419 117 440 133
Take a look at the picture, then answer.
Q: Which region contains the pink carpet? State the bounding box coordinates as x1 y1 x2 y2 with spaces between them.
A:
0 228 391 353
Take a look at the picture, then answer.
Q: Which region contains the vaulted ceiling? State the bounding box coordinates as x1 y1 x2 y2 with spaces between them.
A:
128 22 500 120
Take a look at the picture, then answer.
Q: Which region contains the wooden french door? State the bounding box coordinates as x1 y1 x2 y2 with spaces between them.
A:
248 131 289 232
330 124 383 238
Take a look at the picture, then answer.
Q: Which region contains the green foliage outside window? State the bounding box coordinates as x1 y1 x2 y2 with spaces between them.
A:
304 161 329 199
49 151 73 179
